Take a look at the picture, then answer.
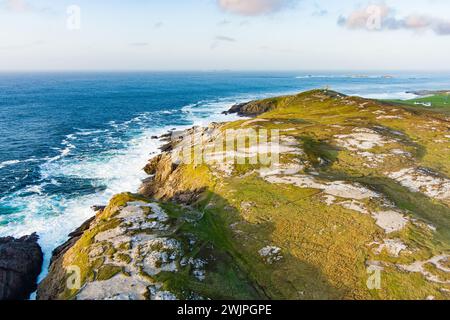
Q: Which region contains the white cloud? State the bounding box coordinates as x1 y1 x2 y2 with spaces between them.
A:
217 0 297 16
4 0 29 12
211 35 237 50
215 35 236 42
338 4 450 35
1 0 54 15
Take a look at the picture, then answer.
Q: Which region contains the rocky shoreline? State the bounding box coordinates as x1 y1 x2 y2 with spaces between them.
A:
34 106 245 300
0 233 43 300
222 98 282 117
0 116 231 300
2 89 450 300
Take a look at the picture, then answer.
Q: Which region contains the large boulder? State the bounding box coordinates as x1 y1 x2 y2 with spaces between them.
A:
0 233 43 300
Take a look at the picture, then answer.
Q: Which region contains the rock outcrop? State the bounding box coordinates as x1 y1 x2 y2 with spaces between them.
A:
37 193 262 300
37 89 450 300
224 100 276 117
37 215 96 300
0 233 43 300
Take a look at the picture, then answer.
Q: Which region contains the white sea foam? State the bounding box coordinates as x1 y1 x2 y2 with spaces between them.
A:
0 94 259 285
181 91 300 126
1 87 414 287
0 160 21 169
0 158 40 169
181 98 245 126
0 127 168 281
73 129 108 136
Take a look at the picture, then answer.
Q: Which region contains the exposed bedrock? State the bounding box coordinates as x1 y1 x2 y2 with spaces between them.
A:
224 101 276 117
37 216 96 300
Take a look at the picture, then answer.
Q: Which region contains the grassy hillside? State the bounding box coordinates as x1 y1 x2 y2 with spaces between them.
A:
38 89 450 300
385 93 450 114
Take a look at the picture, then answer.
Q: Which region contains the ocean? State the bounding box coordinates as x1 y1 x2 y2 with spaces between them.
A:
1 71 449 277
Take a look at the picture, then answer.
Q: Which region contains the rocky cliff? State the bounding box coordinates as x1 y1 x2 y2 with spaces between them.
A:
0 233 43 300
38 90 450 300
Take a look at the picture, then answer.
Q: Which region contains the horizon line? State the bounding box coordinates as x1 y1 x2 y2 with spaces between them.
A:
0 69 450 73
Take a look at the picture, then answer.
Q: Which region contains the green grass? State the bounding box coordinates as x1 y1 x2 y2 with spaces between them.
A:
385 94 450 114
172 90 450 299
96 265 123 281
154 191 267 300
40 89 450 300
299 136 339 169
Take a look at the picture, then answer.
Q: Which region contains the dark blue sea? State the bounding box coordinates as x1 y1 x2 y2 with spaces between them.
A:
1 71 449 274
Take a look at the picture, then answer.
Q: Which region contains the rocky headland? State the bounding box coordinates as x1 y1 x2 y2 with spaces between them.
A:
35 89 450 300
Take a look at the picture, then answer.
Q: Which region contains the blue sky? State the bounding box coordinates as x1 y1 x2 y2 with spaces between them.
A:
0 0 449 71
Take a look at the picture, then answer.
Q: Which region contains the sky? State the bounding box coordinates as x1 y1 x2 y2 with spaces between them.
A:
0 0 449 71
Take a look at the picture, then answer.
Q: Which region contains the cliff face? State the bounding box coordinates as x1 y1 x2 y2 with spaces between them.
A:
38 90 450 300
0 233 43 300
